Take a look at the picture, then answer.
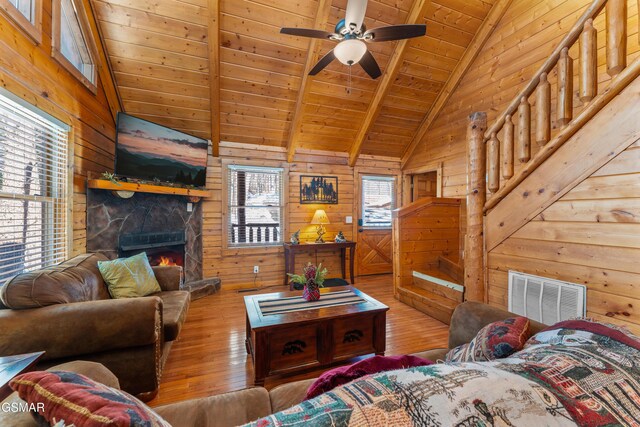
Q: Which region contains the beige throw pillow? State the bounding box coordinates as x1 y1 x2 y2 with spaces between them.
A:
98 252 161 298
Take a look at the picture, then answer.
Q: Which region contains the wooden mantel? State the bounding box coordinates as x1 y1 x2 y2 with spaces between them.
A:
87 179 212 199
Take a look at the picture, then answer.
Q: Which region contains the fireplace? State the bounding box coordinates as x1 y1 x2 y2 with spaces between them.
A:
86 189 203 283
119 230 186 268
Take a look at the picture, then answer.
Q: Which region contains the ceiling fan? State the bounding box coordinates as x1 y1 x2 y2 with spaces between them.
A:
280 0 426 79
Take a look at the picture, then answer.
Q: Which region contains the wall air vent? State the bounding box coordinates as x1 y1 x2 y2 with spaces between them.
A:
508 271 586 325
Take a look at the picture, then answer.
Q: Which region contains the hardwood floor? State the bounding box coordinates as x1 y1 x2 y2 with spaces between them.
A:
148 274 449 407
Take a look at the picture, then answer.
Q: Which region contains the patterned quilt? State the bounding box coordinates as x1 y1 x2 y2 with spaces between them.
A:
245 320 640 426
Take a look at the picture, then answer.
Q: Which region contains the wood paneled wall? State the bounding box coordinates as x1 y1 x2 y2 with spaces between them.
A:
202 142 400 289
404 0 640 195
0 1 118 257
487 141 640 335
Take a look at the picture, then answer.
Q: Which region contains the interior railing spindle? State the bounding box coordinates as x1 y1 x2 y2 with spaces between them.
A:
557 47 574 127
535 73 551 146
502 115 514 179
580 19 598 103
606 0 627 76
488 132 500 193
517 97 531 163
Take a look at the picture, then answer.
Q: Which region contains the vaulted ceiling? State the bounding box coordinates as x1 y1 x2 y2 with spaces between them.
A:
91 0 499 162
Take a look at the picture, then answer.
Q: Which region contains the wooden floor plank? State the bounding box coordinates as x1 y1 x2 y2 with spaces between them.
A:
149 274 449 407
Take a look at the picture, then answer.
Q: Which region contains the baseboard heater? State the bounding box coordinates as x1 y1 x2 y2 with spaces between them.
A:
508 271 586 325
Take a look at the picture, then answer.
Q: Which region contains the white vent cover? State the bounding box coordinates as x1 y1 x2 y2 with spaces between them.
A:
508 271 586 324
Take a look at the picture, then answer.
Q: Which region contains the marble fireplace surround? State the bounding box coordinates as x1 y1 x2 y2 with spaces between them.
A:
86 188 203 283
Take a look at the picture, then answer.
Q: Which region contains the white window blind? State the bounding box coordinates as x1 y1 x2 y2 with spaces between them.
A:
362 175 395 227
0 90 70 285
227 165 284 246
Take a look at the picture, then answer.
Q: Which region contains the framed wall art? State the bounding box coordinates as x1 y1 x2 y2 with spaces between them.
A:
300 175 338 204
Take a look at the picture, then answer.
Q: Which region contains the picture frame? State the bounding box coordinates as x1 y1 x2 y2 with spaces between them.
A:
300 175 338 204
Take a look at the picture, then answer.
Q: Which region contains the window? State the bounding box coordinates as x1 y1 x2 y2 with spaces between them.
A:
361 176 395 228
52 0 97 90
0 0 42 43
227 165 284 247
0 89 70 284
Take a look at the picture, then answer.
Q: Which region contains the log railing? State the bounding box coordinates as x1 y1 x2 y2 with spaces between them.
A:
482 0 639 212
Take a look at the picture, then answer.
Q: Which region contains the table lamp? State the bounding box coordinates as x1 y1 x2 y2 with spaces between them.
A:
310 209 330 243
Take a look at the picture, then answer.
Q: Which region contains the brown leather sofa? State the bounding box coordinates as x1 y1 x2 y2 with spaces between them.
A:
0 301 545 427
0 253 191 399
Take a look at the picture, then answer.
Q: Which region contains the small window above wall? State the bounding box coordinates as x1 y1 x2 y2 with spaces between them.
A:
0 0 42 43
361 176 396 228
226 165 285 247
52 0 98 92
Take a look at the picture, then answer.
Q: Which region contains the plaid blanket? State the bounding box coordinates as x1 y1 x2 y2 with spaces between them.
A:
245 319 640 426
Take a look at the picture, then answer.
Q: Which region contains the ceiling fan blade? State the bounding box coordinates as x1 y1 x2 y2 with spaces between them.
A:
309 50 336 76
364 24 426 42
345 0 368 33
280 28 336 39
359 50 381 79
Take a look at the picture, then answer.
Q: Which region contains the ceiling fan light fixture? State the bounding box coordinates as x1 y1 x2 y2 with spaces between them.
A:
334 39 367 65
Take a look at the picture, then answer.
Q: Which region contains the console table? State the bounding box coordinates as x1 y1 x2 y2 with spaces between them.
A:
283 241 356 287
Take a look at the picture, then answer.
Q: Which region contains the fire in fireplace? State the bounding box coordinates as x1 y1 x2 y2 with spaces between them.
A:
119 230 186 268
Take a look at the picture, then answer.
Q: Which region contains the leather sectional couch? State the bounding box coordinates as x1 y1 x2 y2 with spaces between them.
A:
1 301 546 427
0 253 190 399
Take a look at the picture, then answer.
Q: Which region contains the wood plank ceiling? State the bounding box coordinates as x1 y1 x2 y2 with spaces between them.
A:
91 0 496 158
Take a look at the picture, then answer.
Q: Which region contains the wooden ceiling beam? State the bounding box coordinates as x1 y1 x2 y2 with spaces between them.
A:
286 0 334 163
208 0 220 157
347 0 430 167
400 0 514 168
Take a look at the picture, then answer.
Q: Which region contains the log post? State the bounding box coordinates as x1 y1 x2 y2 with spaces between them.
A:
606 0 627 76
502 115 514 179
557 47 573 127
580 19 597 103
517 97 531 162
535 73 551 146
488 132 500 193
465 112 487 303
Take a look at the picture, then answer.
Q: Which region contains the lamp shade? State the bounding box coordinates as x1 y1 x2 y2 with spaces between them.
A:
333 39 367 65
310 209 330 225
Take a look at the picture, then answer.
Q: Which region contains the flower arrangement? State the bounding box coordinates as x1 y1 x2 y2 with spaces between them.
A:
288 262 328 301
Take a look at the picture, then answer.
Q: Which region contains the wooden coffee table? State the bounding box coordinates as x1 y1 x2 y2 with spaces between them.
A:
244 286 388 386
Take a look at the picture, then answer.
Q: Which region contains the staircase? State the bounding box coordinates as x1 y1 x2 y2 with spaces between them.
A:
392 197 463 324
461 0 640 329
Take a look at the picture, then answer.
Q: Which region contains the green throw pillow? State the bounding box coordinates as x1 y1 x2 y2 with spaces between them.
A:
97 252 161 299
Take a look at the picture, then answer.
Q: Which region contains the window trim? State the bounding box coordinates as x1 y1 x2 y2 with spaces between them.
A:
0 0 42 44
51 0 98 93
360 174 397 229
222 160 288 252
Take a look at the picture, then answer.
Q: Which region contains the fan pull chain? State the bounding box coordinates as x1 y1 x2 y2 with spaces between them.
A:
346 65 352 95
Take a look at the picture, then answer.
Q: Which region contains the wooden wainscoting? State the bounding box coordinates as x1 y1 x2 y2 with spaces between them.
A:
148 274 449 407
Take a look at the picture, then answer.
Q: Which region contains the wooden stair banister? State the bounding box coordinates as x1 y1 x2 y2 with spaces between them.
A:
479 0 639 211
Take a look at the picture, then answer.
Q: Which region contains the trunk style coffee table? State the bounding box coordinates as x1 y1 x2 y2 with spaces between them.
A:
244 286 388 386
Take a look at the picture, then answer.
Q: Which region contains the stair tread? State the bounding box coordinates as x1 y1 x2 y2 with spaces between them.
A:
438 254 461 266
413 268 461 285
399 285 459 309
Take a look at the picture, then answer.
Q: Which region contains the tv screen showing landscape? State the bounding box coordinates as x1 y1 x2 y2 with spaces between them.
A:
115 113 208 187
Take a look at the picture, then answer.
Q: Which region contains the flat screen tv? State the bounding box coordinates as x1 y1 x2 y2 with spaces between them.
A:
115 113 208 187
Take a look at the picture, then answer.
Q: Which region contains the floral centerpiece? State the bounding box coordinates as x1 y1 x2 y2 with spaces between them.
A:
288 262 328 302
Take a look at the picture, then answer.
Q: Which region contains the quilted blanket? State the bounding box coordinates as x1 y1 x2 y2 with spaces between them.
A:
245 320 640 426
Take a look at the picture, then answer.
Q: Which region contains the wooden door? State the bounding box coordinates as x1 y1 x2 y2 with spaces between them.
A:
356 175 395 276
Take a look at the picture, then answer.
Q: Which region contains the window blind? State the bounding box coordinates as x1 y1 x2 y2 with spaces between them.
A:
0 90 70 285
227 165 284 246
361 176 395 227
